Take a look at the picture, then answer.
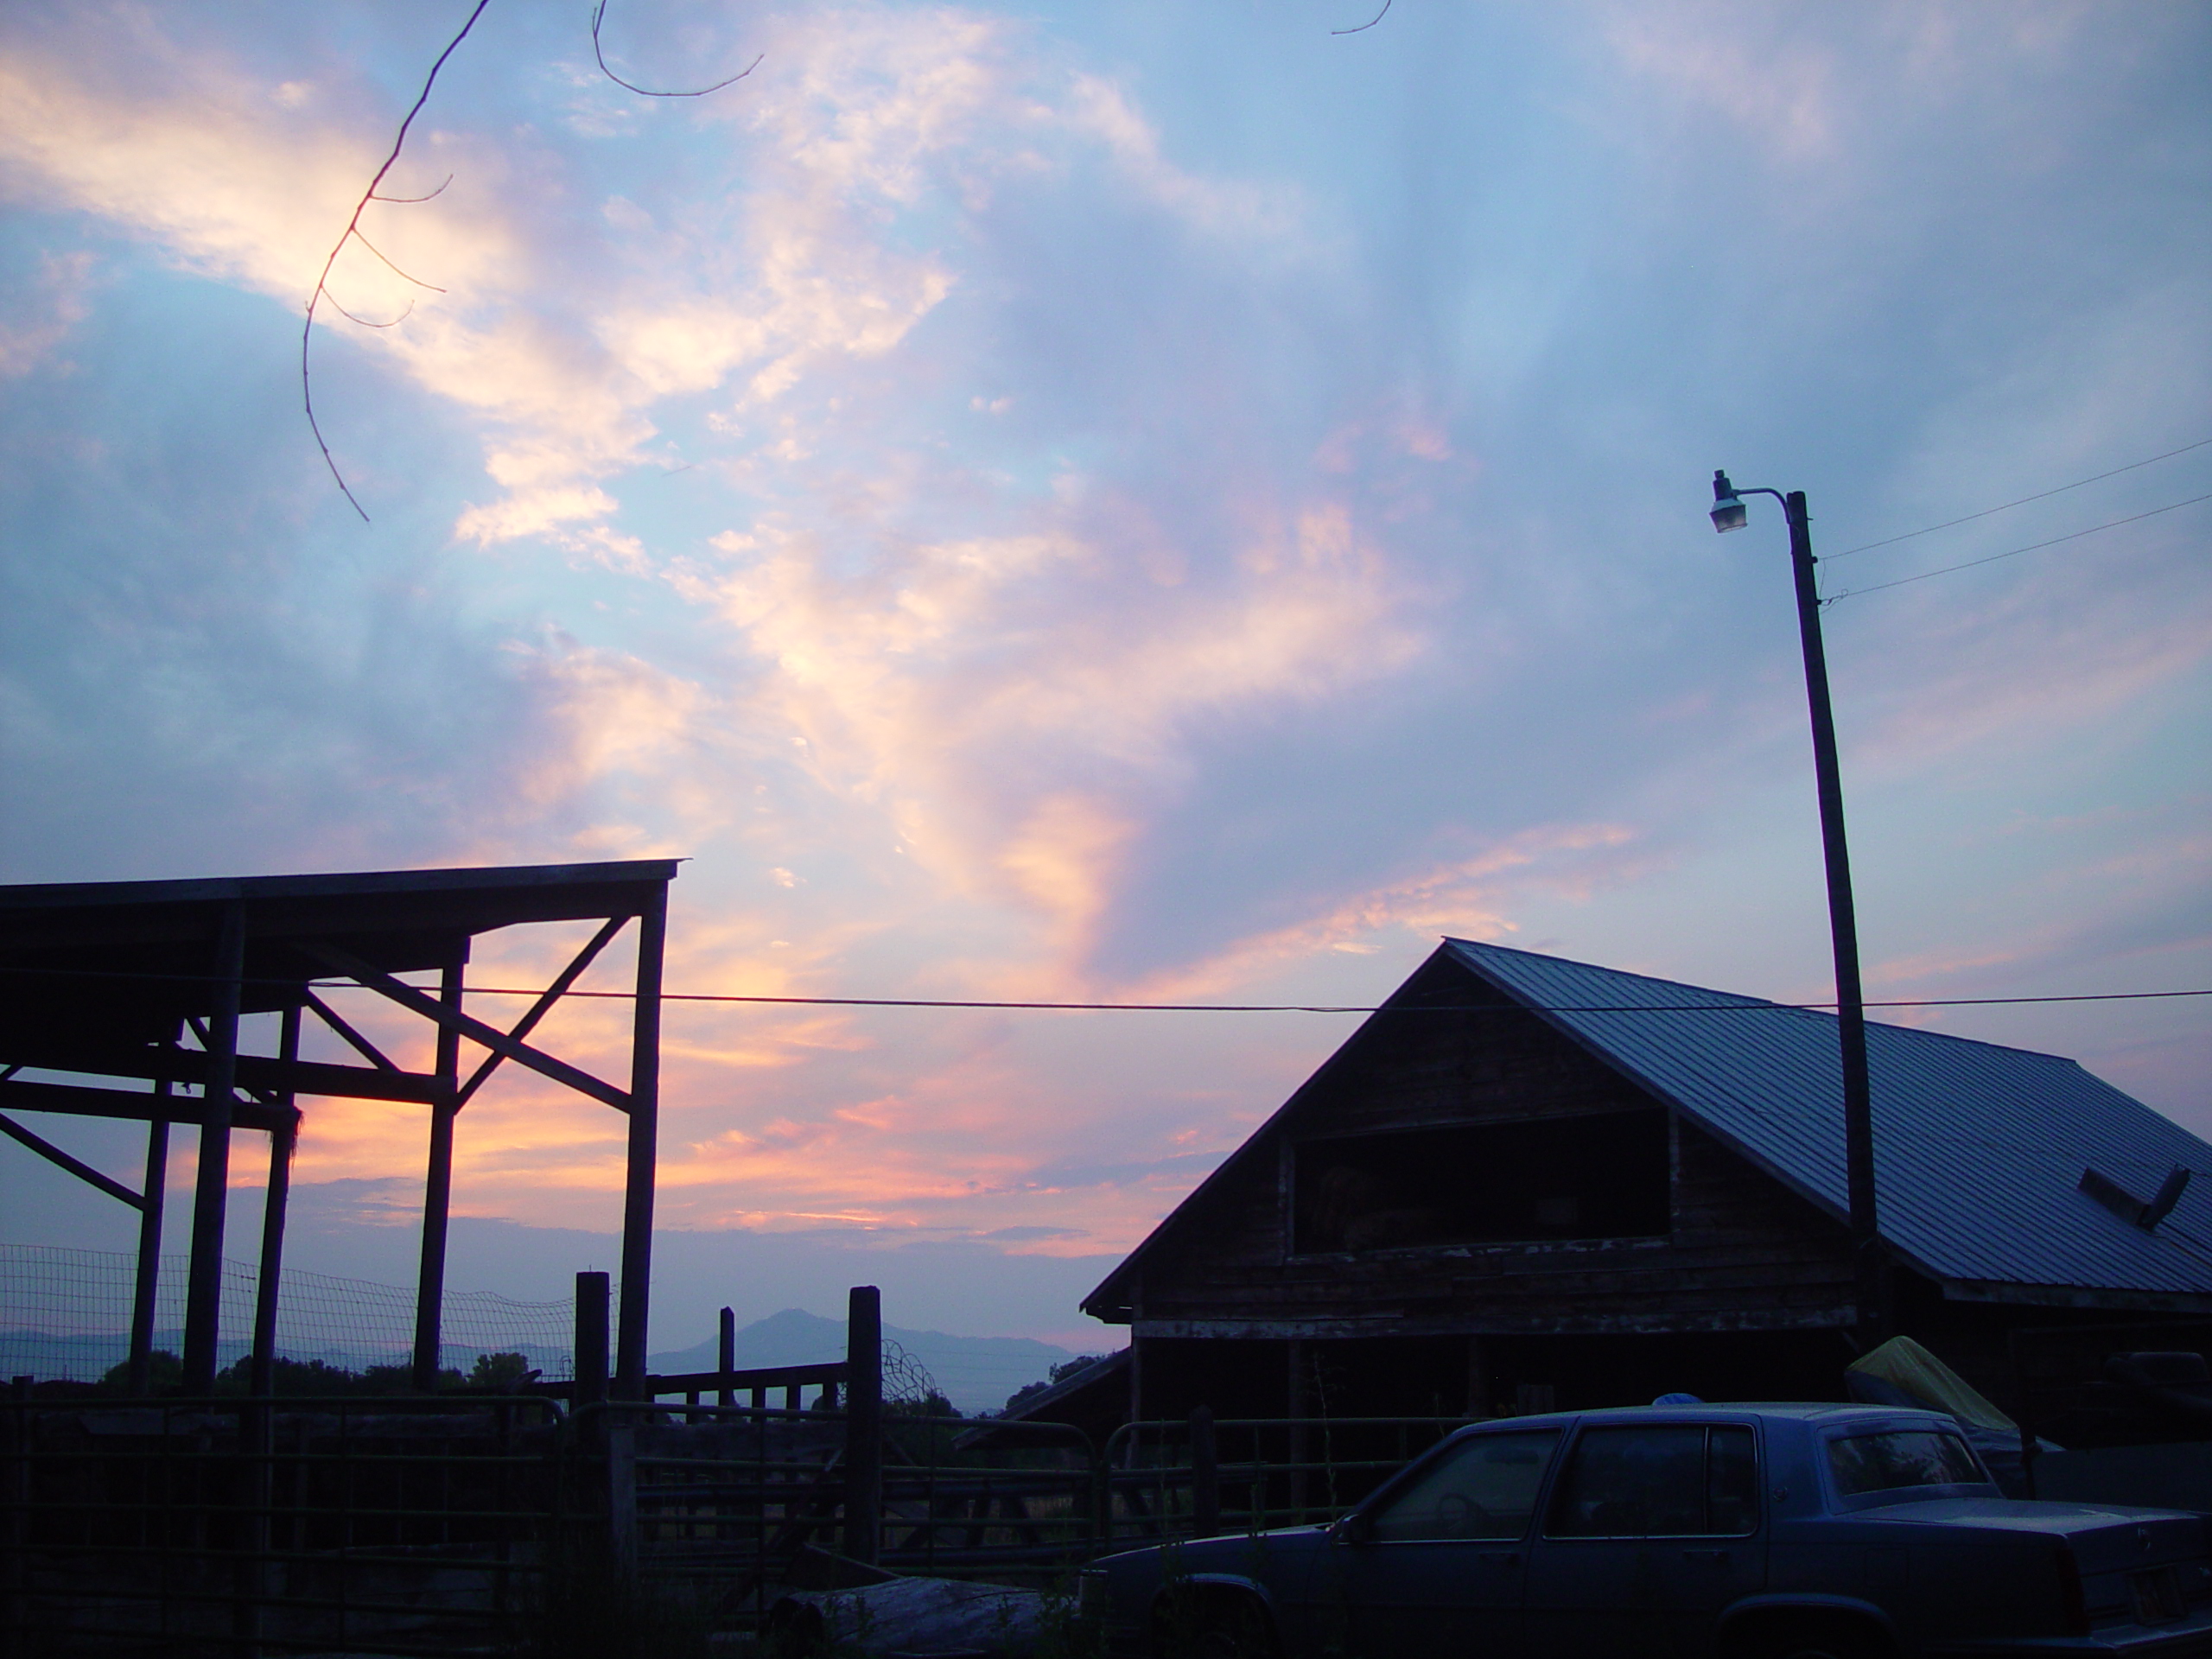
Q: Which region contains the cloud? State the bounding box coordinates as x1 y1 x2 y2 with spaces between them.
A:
3 1 2204 1323
1129 823 1643 1001
0 251 94 378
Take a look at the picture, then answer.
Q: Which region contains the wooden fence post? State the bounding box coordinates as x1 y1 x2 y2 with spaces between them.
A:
575 1272 610 1408
843 1286 882 1565
1190 1407 1219 1537
606 1416 638 1581
718 1306 735 1409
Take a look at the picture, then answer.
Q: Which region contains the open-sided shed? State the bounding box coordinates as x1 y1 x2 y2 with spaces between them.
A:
0 860 675 1394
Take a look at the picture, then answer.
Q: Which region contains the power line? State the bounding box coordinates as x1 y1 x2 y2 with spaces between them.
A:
3 962 2204 1013
1824 493 2211 603
455 985 2210 1014
1823 436 2212 561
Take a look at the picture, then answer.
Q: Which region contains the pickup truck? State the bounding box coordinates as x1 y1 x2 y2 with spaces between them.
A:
1078 1403 2212 1659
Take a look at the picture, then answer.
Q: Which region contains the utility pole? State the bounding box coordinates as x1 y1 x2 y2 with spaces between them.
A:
1713 473 1887 1344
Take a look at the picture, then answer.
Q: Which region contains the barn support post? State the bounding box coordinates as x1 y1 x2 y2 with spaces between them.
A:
412 951 467 1392
718 1306 736 1408
249 1123 296 1394
182 901 245 1394
249 1005 301 1399
615 892 665 1401
1125 1280 1145 1435
843 1284 883 1565
1190 1406 1220 1537
1287 1339 1310 1519
127 1064 175 1395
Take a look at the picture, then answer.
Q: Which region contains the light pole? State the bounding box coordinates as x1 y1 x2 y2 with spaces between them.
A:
1710 470 1888 1345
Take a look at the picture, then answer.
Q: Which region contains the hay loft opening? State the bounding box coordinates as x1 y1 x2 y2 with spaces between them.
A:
1292 1108 1671 1254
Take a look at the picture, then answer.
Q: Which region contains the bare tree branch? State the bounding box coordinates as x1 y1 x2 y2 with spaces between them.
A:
302 0 492 521
591 0 760 97
323 294 417 329
371 175 454 205
1333 0 1391 35
351 229 448 292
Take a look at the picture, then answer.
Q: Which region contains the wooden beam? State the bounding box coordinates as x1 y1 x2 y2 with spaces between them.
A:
454 913 627 1109
645 1361 846 1395
183 901 245 1394
0 1110 144 1208
0 1038 442 1103
413 952 465 1393
303 991 400 1072
0 1077 297 1135
300 940 630 1114
615 892 664 1398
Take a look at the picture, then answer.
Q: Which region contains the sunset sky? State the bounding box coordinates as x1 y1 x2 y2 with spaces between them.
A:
3 1 2206 1351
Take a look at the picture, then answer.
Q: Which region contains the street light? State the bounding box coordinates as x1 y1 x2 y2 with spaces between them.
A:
1710 468 1887 1345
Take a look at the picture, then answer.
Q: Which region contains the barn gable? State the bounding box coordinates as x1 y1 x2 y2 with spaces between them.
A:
1084 941 2211 1381
1084 945 1857 1339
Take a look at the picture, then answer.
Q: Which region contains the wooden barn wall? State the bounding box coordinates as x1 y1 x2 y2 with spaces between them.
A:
1128 957 1857 1338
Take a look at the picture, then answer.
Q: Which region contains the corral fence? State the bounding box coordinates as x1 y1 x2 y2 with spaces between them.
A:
0 1245 576 1385
2 1394 1461 1656
3 1280 1468 1655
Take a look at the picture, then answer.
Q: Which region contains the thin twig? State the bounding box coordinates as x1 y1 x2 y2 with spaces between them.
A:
370 175 454 205
1332 0 1390 35
351 229 448 292
591 0 760 96
323 294 417 329
302 0 492 521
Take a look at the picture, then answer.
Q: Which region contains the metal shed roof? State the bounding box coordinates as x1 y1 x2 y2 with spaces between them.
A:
1443 938 2212 1300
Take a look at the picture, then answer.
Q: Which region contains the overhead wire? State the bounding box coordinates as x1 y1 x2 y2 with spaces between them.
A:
1822 435 2212 561
448 984 2209 1014
0 960 2202 1014
1822 492 2211 603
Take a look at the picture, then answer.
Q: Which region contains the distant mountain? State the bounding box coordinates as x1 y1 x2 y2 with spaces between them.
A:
648 1307 1089 1415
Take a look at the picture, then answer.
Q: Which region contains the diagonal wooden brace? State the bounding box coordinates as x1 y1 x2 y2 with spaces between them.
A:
0 1110 146 1208
455 913 628 1109
304 990 402 1072
300 940 631 1114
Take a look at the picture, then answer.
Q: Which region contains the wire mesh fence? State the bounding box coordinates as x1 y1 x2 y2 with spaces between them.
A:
0 1244 577 1382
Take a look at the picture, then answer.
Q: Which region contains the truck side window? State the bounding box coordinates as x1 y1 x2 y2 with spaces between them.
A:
1707 1426 1758 1534
1365 1429 1563 1541
1827 1429 1983 1497
1548 1425 1760 1537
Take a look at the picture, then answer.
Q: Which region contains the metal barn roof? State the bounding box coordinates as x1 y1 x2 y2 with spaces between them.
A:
1444 938 2212 1301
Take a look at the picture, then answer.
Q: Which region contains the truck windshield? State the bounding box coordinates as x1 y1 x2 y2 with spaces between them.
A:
1827 1430 1984 1497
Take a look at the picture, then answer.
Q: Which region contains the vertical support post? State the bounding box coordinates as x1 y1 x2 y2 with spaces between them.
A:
606 1416 639 1581
718 1306 736 1408
575 1271 610 1408
2 1377 24 1649
183 901 245 1394
250 1006 301 1399
1783 491 1886 1344
413 950 467 1392
842 1285 882 1565
1189 1406 1219 1538
128 1059 175 1395
1286 1339 1310 1520
615 892 666 1401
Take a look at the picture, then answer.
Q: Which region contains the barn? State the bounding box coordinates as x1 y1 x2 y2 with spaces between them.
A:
1075 939 2212 1427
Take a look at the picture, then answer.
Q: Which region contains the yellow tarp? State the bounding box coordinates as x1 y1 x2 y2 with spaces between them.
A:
1847 1334 2017 1434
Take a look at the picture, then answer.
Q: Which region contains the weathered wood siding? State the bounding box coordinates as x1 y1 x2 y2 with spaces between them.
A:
1119 953 1855 1338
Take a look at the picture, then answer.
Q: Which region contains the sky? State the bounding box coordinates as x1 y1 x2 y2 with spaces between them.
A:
1 0 2207 1354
